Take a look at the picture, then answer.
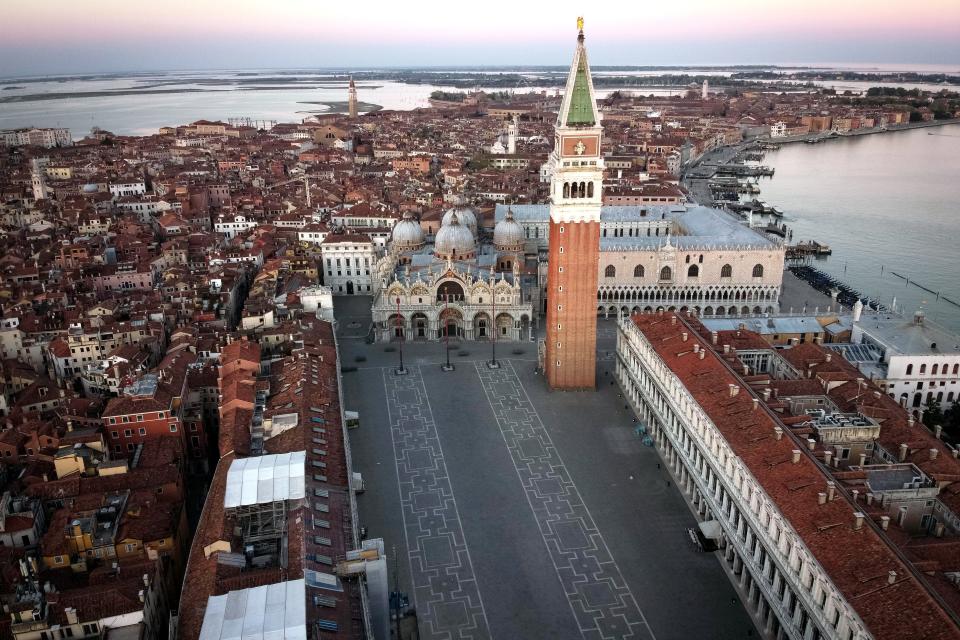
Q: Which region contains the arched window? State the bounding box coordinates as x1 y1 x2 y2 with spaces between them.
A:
721 264 732 278
685 255 690 264
954 364 959 375
906 364 913 375
633 265 644 278
659 266 672 280
563 182 570 198
920 364 927 374
587 182 594 198
605 265 616 278
932 364 939 375
688 265 699 277
698 254 703 264
752 264 764 278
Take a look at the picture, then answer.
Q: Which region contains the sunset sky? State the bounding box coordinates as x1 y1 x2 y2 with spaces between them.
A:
1 0 958 76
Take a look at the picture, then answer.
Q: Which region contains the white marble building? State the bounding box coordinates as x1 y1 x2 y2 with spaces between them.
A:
496 203 785 318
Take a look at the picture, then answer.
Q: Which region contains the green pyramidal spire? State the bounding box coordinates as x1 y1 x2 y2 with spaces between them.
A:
565 53 596 126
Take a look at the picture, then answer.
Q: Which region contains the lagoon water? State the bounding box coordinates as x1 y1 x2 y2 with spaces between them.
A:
761 124 960 331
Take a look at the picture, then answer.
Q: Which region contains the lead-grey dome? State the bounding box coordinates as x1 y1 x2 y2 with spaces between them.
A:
494 208 525 251
391 211 424 250
434 212 476 260
442 206 477 234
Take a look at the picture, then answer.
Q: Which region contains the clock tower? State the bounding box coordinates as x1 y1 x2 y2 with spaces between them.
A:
545 18 603 390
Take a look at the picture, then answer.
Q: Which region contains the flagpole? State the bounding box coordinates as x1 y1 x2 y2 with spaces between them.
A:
441 292 454 371
395 295 406 375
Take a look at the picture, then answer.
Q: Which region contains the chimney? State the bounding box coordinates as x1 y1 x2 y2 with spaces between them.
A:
930 448 939 461
853 512 865 530
138 589 145 603
699 350 705 360
817 492 827 505
898 443 908 462
670 315 677 325
774 426 783 440
752 398 759 410
807 438 816 451
934 522 946 538
763 388 771 401
827 481 836 501
681 332 688 342
907 416 914 428
792 449 801 464
851 489 859 502
824 352 832 362
873 390 881 399
824 450 833 466
880 515 890 530
693 344 699 353
143 573 150 587
723 344 730 354
858 453 867 467
711 331 718 345
867 493 875 506
888 571 897 585
729 384 739 397
934 425 943 439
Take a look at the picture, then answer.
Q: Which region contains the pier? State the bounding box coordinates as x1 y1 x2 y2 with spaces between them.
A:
786 241 832 258
788 265 887 312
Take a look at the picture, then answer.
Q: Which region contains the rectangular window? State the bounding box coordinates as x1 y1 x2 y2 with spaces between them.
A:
124 429 132 437
169 424 177 432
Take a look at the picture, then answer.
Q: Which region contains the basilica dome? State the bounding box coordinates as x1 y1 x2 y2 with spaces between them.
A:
434 212 476 260
391 211 425 250
442 206 477 234
494 208 525 251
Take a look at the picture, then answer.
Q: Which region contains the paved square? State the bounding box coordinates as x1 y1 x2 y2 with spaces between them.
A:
340 316 757 640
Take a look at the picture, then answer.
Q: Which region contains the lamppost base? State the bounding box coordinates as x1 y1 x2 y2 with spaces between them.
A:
440 364 456 372
486 360 501 369
394 367 408 376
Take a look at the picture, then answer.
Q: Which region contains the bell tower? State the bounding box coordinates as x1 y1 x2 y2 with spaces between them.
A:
348 77 358 119
544 17 603 390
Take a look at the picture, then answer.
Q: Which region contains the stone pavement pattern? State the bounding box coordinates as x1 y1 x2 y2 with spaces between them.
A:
383 368 491 639
475 361 654 640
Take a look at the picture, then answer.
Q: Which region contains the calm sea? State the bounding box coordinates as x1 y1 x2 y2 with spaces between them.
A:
761 124 960 332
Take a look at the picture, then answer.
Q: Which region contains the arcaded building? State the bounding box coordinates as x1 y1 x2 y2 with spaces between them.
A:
497 203 785 319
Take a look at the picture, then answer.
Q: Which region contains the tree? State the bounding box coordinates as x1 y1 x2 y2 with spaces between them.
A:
922 400 944 429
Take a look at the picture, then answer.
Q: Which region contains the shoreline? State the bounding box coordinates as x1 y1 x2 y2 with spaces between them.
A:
768 118 960 145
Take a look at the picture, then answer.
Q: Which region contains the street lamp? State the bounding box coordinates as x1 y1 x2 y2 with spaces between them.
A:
488 277 500 369
441 292 454 371
394 296 407 376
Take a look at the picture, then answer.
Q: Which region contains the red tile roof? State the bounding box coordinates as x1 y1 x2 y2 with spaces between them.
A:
632 313 960 640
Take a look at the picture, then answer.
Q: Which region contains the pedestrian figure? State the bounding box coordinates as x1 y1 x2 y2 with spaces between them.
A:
657 463 661 469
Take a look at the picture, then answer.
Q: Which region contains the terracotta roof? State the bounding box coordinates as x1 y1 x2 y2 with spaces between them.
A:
632 313 960 640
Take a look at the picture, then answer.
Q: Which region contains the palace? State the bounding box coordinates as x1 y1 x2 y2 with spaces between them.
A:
497 202 784 318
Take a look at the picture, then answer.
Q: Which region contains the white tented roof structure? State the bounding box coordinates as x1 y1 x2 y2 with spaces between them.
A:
198 579 306 640
224 452 307 509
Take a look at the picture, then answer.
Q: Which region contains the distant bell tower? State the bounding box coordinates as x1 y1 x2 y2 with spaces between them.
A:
544 17 603 391
31 158 49 201
348 77 358 118
507 114 518 154
702 79 708 100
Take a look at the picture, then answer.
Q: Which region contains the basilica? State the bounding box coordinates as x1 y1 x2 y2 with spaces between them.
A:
369 207 536 342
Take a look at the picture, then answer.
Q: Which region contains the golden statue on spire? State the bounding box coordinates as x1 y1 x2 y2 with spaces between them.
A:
577 16 584 32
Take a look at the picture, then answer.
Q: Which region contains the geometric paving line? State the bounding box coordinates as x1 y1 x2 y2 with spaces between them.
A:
474 361 656 640
382 367 492 640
